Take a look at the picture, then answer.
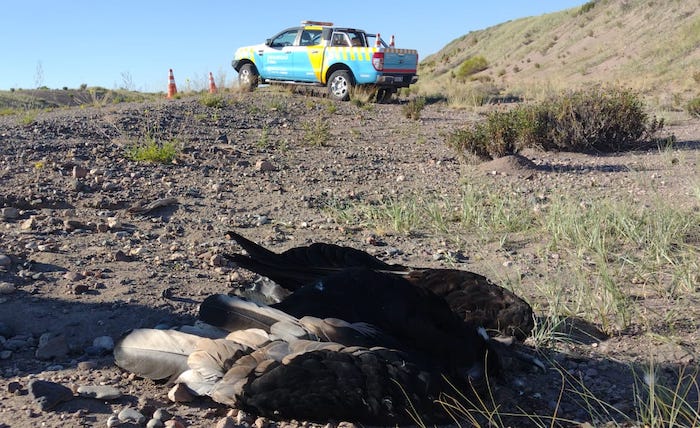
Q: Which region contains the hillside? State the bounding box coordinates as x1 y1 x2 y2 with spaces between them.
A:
416 0 700 108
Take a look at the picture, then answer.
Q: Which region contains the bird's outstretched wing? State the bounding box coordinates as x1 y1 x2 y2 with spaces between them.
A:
224 231 534 339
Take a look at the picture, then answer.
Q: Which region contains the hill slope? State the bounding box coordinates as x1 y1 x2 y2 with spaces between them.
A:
416 0 700 107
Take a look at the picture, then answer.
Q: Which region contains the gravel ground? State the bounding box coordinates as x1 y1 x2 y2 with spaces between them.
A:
0 90 698 427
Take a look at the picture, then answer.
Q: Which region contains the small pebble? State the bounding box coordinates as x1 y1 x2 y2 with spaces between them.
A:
0 282 16 295
0 254 11 267
77 385 121 400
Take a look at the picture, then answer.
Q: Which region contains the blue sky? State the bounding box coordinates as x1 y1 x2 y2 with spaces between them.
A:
0 1 586 92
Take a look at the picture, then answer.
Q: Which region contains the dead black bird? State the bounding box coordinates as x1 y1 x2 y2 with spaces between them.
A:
223 230 534 340
201 268 500 382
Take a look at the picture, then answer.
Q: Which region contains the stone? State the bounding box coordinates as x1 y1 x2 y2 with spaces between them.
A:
0 254 11 267
92 336 114 351
106 413 121 427
147 419 165 428
114 250 133 262
7 381 22 394
28 379 74 411
255 159 275 172
0 321 12 337
64 271 85 281
152 408 170 421
216 417 237 428
167 383 193 402
72 165 89 179
36 333 69 360
118 407 146 424
0 282 15 295
77 385 121 400
1 207 19 219
77 361 97 370
164 419 185 428
20 217 36 230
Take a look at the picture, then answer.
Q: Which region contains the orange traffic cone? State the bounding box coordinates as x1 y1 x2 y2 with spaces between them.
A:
167 69 177 99
208 72 218 94
375 33 381 47
389 35 395 47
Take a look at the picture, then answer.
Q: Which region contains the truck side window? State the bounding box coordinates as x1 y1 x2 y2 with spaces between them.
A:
332 32 351 47
300 30 322 46
270 30 299 48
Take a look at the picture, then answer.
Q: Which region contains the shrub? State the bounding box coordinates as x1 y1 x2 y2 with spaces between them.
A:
403 97 426 120
447 87 664 160
577 1 596 15
199 93 226 108
456 56 488 80
687 97 700 117
126 138 179 163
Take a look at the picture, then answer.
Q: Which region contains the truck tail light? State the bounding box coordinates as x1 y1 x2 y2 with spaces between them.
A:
372 52 384 71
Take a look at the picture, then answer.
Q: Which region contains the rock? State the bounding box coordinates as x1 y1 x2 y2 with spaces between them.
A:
216 134 228 144
72 165 89 178
7 381 22 394
106 413 121 427
254 416 268 428
114 250 133 262
0 282 15 295
36 333 69 360
167 383 193 402
77 361 97 370
118 407 146 424
1 207 19 219
20 217 36 230
216 417 237 428
147 419 165 428
0 254 11 267
164 419 185 428
28 379 74 411
64 271 85 282
92 336 114 351
152 408 170 421
255 159 276 172
77 385 121 400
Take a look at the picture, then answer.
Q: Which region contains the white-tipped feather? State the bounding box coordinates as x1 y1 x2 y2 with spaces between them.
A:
114 329 200 380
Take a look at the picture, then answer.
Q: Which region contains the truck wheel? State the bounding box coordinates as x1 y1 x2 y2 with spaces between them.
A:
327 70 352 101
238 63 259 91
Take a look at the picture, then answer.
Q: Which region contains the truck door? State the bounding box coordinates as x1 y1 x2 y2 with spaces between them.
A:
293 28 324 82
259 28 299 79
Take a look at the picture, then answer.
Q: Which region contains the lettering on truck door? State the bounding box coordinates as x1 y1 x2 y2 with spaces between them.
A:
261 29 298 79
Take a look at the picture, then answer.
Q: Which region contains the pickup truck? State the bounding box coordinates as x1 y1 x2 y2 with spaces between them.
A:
232 21 418 101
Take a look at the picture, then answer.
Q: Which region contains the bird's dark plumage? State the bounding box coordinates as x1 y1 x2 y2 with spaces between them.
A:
224 230 534 339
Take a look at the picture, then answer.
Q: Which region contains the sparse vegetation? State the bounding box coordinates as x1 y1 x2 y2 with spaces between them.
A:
403 97 426 120
687 96 700 117
301 118 331 146
448 87 664 160
456 55 488 80
126 137 179 163
199 93 226 108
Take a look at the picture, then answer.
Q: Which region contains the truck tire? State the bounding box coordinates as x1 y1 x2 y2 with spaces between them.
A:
327 70 352 101
238 63 259 92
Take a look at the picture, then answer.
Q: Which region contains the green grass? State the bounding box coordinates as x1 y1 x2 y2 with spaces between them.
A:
300 118 331 146
325 179 699 335
126 137 179 163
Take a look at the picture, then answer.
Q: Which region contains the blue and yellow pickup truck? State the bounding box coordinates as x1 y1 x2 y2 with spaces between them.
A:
232 21 418 101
